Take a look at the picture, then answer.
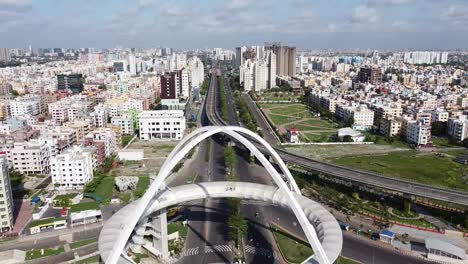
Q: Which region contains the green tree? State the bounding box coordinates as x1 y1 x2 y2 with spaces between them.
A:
431 121 447 137
404 200 412 214
11 90 19 96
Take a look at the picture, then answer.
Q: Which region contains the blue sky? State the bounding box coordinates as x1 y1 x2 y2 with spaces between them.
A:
0 0 467 49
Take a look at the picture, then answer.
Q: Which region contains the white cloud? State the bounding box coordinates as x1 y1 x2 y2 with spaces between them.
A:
351 5 379 24
139 0 154 8
225 0 252 11
367 0 414 5
440 5 468 28
0 0 31 11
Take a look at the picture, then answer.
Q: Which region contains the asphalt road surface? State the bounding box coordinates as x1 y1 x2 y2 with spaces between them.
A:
177 137 233 264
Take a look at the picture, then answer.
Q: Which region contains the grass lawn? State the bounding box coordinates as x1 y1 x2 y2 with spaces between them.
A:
54 193 78 201
26 247 65 260
93 177 115 202
297 119 336 129
337 256 361 264
70 202 99 213
269 104 308 115
271 224 313 263
136 176 150 193
259 103 282 109
303 132 334 142
331 151 468 190
168 221 188 238
269 114 302 125
74 255 100 264
432 137 460 148
70 239 97 249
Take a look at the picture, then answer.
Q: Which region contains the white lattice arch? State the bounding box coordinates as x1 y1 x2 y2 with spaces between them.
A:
105 126 332 264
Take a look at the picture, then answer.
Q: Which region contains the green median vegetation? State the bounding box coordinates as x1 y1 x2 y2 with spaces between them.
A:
219 77 229 121
26 246 65 260
271 224 313 263
70 239 97 249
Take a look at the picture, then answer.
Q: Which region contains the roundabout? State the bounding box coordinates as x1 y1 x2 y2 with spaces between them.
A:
98 126 343 264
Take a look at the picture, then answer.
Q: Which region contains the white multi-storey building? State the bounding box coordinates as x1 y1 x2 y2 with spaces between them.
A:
336 104 374 130
0 157 13 233
51 147 94 190
448 115 468 142
139 110 185 140
180 69 190 98
254 61 268 92
406 120 431 146
9 100 41 116
111 115 134 135
187 56 204 88
90 105 108 128
11 140 51 175
49 101 69 124
431 109 449 122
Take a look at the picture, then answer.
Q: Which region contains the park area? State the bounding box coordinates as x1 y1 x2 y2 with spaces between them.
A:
331 151 468 191
259 103 338 141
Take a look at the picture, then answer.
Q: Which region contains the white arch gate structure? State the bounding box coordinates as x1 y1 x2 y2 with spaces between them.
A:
100 126 343 264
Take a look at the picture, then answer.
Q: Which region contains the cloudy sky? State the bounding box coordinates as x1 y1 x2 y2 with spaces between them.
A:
1 0 467 49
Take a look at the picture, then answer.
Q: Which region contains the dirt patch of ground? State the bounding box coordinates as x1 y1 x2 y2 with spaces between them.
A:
110 139 178 177
284 144 410 161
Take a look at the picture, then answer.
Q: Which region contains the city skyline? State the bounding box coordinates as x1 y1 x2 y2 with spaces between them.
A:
1 0 467 49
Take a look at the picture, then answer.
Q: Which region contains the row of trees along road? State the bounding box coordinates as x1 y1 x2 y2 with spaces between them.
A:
224 145 248 260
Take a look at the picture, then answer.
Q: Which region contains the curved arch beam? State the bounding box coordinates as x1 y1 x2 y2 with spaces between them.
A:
105 126 330 264
165 126 300 194
99 182 342 264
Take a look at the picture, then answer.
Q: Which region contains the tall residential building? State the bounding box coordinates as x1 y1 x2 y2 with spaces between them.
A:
0 48 11 62
160 72 178 100
128 54 137 75
187 56 204 88
358 66 382 85
51 147 95 190
139 110 186 140
179 69 190 98
254 61 268 92
0 157 14 233
403 51 449 64
265 44 296 77
267 51 277 88
57 74 84 93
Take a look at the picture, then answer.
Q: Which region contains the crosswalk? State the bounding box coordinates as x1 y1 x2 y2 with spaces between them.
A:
182 247 199 256
245 245 279 259
182 244 277 259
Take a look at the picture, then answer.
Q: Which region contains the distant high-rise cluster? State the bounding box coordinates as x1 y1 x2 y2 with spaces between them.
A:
265 43 296 77
237 43 296 92
0 48 11 62
238 46 276 92
403 51 448 64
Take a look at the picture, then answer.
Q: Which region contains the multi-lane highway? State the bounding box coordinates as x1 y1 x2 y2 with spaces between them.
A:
206 73 468 206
